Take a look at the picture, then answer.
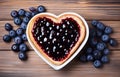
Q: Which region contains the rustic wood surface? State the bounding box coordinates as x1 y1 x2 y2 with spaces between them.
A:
0 0 120 77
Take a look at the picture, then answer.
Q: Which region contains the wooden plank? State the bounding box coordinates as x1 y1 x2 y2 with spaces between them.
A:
0 0 120 20
0 50 120 77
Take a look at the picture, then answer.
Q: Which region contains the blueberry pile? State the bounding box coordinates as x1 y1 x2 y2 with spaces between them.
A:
80 20 117 68
3 5 46 61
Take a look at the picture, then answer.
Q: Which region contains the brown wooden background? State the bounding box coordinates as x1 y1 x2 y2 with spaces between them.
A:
0 0 120 77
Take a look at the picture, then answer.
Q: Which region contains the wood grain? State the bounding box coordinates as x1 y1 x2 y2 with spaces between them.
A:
0 0 120 77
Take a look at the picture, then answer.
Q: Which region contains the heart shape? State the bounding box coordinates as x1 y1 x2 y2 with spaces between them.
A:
26 12 89 70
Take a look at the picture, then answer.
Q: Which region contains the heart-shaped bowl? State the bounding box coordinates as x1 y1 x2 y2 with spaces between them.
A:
26 12 89 70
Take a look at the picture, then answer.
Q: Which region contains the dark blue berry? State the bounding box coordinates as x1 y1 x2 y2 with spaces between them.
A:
5 23 13 31
86 47 92 54
29 7 36 12
96 22 105 31
37 5 46 13
16 28 24 35
3 35 11 42
14 17 22 25
11 44 19 52
32 11 38 17
109 38 117 47
11 10 18 18
9 30 17 37
87 54 94 61
20 22 27 30
103 48 110 55
19 43 28 52
23 17 30 24
18 51 27 60
101 56 109 63
89 28 96 37
93 60 102 68
18 9 25 16
104 26 113 34
14 36 22 44
101 34 110 42
93 50 102 59
91 20 98 27
25 11 32 18
96 30 103 37
80 55 87 62
89 37 98 47
22 34 27 41
96 42 106 51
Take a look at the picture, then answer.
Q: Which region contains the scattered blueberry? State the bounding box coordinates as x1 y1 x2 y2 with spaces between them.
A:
104 26 113 34
20 22 27 30
29 7 36 12
37 5 46 13
9 30 17 37
87 54 94 61
101 34 110 42
23 17 30 24
32 11 38 16
96 42 106 51
3 35 11 42
5 23 13 31
19 43 28 52
25 11 32 18
11 44 19 52
80 55 87 62
86 47 93 54
11 10 18 18
18 9 25 16
93 50 102 59
103 48 110 55
109 38 117 47
14 17 22 25
89 37 98 47
101 56 109 63
22 34 27 41
16 28 24 35
89 28 96 37
91 20 98 27
14 36 22 44
96 30 103 37
18 51 27 60
96 22 105 31
93 60 102 68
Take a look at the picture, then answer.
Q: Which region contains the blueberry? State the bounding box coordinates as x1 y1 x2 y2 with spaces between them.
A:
37 5 46 13
109 38 117 47
20 22 27 30
18 51 27 60
18 9 25 16
103 48 110 55
87 54 94 61
86 47 93 54
22 34 27 41
101 56 109 63
3 35 11 42
80 55 87 62
25 11 32 18
23 17 30 24
89 37 98 47
9 30 17 37
101 34 110 42
32 11 38 17
19 43 28 52
14 36 22 44
11 10 18 18
93 60 102 68
91 20 98 27
11 44 19 52
96 42 106 51
96 30 103 37
5 23 13 31
29 7 36 12
14 17 22 25
93 50 102 59
16 28 24 35
89 28 96 37
96 22 105 31
104 26 113 34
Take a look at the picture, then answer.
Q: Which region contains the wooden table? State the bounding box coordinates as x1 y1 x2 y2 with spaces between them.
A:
0 0 120 77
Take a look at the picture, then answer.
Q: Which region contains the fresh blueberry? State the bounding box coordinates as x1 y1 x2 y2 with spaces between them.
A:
91 20 98 27
93 60 102 68
101 34 110 42
86 47 93 54
87 54 94 61
3 35 11 42
5 23 13 31
18 51 27 60
11 10 18 18
25 11 32 18
9 30 17 37
96 22 105 31
89 37 98 47
104 26 113 34
29 7 36 12
93 50 102 59
37 5 46 13
96 30 103 37
32 11 38 17
22 34 27 41
103 48 110 55
109 38 117 47
19 43 28 52
18 9 25 16
11 44 19 52
14 36 22 44
23 17 30 24
101 56 109 63
14 17 22 25
89 28 96 37
96 42 106 51
80 55 87 62
20 22 27 30
16 28 24 35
